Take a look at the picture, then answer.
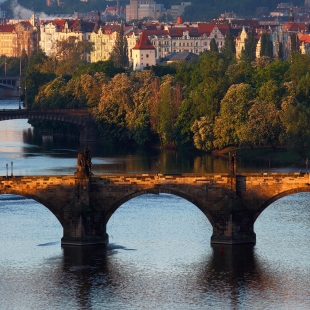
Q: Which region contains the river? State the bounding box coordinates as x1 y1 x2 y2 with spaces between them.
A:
0 100 309 309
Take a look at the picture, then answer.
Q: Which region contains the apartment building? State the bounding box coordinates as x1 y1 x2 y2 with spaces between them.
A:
40 19 94 61
0 21 38 58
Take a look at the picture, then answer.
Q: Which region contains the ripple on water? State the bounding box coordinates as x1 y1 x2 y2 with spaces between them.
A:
0 192 309 309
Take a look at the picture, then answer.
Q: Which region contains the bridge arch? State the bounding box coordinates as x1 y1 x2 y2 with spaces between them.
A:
0 109 99 141
103 187 214 226
0 189 64 226
254 187 310 221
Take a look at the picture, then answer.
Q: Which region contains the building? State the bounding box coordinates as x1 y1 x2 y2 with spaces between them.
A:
0 25 16 57
0 17 38 58
40 19 94 61
235 26 247 59
90 22 132 63
169 2 191 21
132 31 156 70
14 21 39 57
126 0 166 22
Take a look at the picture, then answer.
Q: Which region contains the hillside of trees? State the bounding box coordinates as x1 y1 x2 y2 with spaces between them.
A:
8 34 310 161
1 0 306 21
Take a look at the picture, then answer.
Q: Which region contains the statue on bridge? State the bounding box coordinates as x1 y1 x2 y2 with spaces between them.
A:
76 147 92 177
229 151 237 176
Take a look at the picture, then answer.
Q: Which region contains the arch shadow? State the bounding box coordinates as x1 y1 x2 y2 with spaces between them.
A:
254 187 310 222
104 187 214 226
0 190 64 227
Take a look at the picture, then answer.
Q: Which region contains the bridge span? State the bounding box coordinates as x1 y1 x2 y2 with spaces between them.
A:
0 76 21 99
0 109 99 141
1 172 309 246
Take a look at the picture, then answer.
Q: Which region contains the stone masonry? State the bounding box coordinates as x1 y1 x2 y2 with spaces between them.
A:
1 172 310 246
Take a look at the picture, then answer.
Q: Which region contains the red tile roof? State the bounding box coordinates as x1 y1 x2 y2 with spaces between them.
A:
282 22 308 32
132 31 155 50
0 24 16 32
299 34 310 43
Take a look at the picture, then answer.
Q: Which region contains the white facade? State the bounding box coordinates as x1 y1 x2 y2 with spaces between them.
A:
40 20 92 61
132 48 156 70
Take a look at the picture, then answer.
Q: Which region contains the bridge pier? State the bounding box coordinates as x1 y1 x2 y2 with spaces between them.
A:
61 174 108 246
210 196 256 245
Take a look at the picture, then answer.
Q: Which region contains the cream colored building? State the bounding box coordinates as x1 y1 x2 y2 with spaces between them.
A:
90 25 120 62
90 24 133 63
235 26 247 59
40 19 94 61
0 25 16 57
132 31 156 70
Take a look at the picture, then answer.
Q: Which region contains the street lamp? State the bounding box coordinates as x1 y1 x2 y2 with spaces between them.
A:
306 158 308 174
18 86 21 109
24 85 27 109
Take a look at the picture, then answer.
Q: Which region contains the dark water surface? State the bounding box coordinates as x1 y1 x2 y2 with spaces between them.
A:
0 101 310 309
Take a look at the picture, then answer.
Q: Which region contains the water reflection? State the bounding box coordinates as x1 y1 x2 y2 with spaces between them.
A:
58 244 281 309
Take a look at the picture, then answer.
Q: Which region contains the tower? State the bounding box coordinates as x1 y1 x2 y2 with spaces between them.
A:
132 32 156 71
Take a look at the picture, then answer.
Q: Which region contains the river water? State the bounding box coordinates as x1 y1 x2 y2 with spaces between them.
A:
0 100 310 309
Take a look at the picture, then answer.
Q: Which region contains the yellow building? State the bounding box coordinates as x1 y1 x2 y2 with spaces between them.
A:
90 25 119 62
0 25 16 57
90 24 132 63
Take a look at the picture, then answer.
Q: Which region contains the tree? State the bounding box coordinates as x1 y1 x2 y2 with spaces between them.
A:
286 53 310 84
213 83 254 149
191 116 214 151
110 24 129 68
52 36 94 75
278 42 284 60
282 102 310 159
290 33 300 54
225 61 254 86
156 75 182 147
246 99 284 150
54 36 93 61
260 33 273 58
222 33 236 60
241 32 256 62
209 38 218 52
74 60 125 78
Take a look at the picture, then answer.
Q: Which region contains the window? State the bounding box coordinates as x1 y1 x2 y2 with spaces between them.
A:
146 54 149 58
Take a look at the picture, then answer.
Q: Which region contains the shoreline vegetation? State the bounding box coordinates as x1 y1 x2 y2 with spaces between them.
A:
8 45 310 163
214 146 305 166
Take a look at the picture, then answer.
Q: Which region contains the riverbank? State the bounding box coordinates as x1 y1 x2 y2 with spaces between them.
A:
213 146 305 165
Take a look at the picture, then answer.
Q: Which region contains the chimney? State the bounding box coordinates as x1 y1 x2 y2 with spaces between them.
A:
177 16 183 24
117 0 120 15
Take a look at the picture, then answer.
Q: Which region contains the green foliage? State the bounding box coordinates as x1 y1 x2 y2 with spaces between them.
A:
149 64 177 77
210 38 218 52
191 116 214 151
260 33 273 58
213 83 254 148
290 33 300 54
17 35 310 157
93 71 155 145
109 25 129 68
74 60 125 78
282 102 310 159
286 53 310 84
241 32 256 62
225 61 254 85
222 34 236 61
246 99 284 150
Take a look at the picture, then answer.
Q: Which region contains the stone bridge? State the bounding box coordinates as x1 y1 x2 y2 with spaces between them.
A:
0 76 22 99
1 172 309 246
0 109 99 141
